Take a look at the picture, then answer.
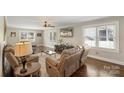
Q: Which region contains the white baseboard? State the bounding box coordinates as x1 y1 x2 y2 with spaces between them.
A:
88 55 124 66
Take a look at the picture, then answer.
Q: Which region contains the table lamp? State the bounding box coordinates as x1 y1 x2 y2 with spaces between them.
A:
15 41 33 73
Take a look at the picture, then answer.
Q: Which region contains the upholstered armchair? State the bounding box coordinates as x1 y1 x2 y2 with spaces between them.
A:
5 50 41 77
5 52 19 70
4 45 40 76
4 45 39 63
80 46 90 67
46 48 83 77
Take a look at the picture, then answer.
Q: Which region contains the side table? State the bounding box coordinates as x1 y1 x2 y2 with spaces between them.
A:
14 62 41 77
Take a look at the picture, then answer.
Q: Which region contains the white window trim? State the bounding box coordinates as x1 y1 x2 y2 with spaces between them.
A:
82 21 119 53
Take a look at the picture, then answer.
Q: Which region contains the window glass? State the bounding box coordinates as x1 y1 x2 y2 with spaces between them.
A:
84 27 96 47
83 23 118 51
98 25 115 49
107 25 116 49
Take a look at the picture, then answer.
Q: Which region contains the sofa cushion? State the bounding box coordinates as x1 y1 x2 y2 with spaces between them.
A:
61 47 79 56
57 48 80 71
57 54 68 70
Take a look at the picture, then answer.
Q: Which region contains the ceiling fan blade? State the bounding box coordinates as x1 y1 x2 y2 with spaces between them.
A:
49 26 55 27
48 24 55 27
38 20 55 28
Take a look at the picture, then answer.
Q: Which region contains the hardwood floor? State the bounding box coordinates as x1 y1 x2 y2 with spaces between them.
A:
72 57 124 77
35 46 124 77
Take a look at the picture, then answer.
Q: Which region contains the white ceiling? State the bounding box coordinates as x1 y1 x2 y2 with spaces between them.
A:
6 16 107 29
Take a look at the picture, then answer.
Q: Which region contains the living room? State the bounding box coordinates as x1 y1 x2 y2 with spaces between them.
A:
0 16 124 77
1 1 124 93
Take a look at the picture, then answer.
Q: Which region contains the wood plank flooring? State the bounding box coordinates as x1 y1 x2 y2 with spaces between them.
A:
35 46 124 77
71 57 124 77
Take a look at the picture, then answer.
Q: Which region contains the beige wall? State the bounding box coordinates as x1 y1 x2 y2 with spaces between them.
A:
81 17 124 63
0 16 4 42
6 16 124 65
6 27 43 45
0 16 4 76
58 17 124 64
58 26 82 46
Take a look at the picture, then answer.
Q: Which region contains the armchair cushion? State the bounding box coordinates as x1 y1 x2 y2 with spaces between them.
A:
46 56 59 67
26 54 39 62
46 57 60 77
80 47 90 66
6 52 19 69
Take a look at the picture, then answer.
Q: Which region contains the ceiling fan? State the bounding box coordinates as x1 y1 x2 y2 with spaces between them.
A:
43 21 55 28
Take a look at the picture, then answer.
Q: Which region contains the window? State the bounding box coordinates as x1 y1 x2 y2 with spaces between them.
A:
83 22 119 52
50 32 52 41
53 32 56 41
49 31 56 42
84 27 96 47
98 25 115 49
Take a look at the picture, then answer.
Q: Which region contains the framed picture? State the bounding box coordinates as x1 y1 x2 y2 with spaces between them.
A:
60 27 73 37
28 32 35 42
37 33 42 37
20 32 28 41
19 31 35 42
10 32 16 37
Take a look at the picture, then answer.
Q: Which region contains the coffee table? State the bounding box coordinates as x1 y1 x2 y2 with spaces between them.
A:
41 50 57 57
14 62 41 77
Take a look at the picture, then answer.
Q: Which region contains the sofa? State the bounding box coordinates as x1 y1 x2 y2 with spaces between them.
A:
54 44 74 53
46 47 84 77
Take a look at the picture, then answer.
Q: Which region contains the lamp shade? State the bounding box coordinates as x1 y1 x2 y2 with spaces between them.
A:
15 41 33 57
